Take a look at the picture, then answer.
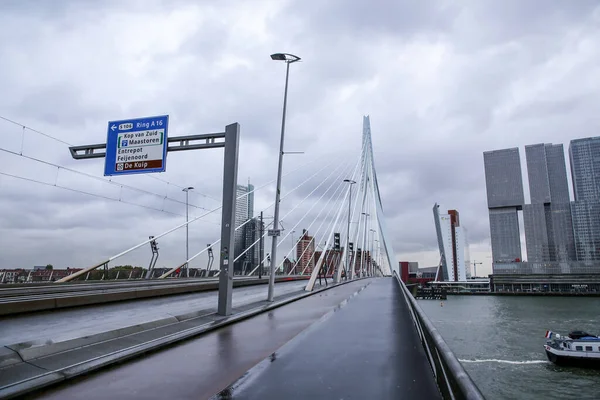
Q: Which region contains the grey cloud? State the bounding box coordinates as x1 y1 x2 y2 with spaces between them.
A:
510 94 600 121
2 0 600 272
453 0 599 49
283 0 457 38
11 83 119 127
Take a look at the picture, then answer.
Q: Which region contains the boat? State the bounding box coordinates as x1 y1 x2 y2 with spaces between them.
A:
544 330 600 368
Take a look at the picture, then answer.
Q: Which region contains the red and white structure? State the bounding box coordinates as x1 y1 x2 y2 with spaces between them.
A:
433 204 470 282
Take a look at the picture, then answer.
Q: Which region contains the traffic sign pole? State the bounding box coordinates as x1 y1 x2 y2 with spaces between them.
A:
66 116 240 317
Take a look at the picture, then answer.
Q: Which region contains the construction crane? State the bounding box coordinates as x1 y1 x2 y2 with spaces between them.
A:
472 261 483 277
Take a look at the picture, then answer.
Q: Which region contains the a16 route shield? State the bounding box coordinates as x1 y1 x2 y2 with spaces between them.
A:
104 115 169 176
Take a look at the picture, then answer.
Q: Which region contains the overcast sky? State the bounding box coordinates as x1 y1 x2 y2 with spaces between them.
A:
2 0 600 276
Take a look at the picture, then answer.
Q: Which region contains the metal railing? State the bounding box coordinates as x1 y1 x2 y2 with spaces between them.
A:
395 273 486 400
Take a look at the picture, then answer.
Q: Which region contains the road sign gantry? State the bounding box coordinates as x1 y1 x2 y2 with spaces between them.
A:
64 115 240 317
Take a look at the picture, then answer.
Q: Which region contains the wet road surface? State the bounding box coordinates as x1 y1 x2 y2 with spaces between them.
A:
24 279 372 400
0 281 306 345
222 278 442 399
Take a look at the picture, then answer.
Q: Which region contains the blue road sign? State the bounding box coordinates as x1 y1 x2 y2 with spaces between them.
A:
104 115 169 176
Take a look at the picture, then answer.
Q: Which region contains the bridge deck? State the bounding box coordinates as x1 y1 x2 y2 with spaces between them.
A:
222 278 442 399
25 279 440 399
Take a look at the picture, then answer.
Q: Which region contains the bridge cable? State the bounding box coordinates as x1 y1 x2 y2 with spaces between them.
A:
272 159 357 271
235 157 350 266
163 155 345 278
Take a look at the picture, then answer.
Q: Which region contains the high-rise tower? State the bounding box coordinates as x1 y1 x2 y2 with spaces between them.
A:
483 148 524 263
523 143 575 262
569 137 600 262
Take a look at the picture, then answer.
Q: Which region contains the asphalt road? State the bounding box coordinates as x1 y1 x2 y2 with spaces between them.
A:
25 279 372 400
0 280 306 346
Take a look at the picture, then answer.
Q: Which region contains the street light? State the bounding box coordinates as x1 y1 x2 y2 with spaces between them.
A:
374 239 380 276
182 186 194 278
361 212 369 278
343 179 356 281
290 230 296 263
268 52 301 302
369 229 376 277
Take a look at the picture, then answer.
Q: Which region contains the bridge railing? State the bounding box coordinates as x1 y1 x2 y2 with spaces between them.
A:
395 274 485 400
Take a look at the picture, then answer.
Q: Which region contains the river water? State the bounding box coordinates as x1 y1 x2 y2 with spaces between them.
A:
419 295 600 400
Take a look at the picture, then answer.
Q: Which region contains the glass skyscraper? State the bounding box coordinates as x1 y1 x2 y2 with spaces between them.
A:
569 137 600 201
483 148 524 263
523 143 575 262
234 183 255 274
484 148 525 208
569 137 600 262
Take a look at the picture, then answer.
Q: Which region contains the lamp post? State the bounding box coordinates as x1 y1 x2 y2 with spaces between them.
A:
343 179 356 280
290 230 296 264
361 212 369 278
374 238 379 276
369 229 376 277
182 186 194 278
268 52 301 302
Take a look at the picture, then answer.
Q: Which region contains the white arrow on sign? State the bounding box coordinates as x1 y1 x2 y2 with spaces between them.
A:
111 125 117 131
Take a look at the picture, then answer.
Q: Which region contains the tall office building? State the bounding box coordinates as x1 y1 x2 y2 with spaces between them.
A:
569 137 600 262
433 204 468 281
483 148 524 263
234 183 254 274
570 201 600 262
244 217 264 271
569 137 600 201
296 229 315 274
523 143 575 262
526 144 570 204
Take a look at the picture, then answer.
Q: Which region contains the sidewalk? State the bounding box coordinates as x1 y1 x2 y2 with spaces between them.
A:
221 278 442 399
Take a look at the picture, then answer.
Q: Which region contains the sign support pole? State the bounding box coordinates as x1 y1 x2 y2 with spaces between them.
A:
218 123 239 316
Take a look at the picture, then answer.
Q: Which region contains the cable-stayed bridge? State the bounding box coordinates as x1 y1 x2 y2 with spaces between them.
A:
0 115 484 399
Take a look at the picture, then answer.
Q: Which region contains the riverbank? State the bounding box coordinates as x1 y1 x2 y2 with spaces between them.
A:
447 291 600 297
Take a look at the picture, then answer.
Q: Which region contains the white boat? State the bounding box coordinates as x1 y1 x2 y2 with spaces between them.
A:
544 330 600 368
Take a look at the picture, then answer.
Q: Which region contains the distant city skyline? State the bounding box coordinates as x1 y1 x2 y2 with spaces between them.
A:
484 136 600 269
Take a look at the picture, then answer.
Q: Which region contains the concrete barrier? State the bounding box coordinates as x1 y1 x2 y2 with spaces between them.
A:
0 276 309 316
0 298 57 316
7 316 181 362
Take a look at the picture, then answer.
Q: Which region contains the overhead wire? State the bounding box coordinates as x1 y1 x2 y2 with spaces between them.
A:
0 171 182 217
251 159 354 275
298 142 366 277
1 114 346 258
277 157 359 272
241 157 354 274
163 154 345 278
305 159 359 288
0 147 213 212
214 156 347 276
0 115 219 210
274 159 355 267
295 166 355 276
